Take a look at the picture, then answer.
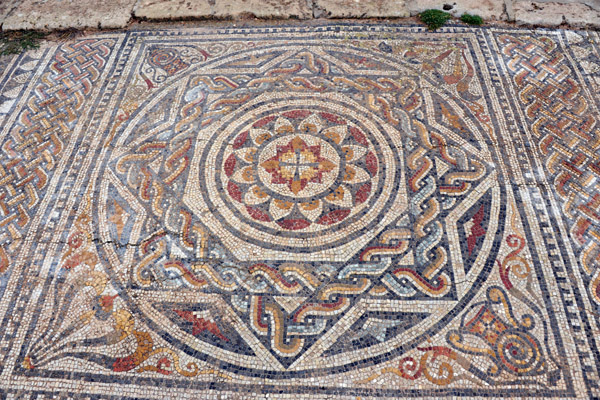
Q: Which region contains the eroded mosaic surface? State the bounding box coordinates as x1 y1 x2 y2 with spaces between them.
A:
1 24 600 399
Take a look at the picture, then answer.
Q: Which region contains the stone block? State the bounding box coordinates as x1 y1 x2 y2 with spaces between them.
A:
526 0 600 11
406 0 507 20
0 0 19 27
2 0 136 30
514 1 600 27
314 0 409 18
134 0 312 20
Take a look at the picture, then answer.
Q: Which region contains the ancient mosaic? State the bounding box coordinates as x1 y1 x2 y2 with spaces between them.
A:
0 24 600 398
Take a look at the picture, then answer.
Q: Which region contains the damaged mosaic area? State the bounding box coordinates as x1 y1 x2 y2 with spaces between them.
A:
0 24 600 398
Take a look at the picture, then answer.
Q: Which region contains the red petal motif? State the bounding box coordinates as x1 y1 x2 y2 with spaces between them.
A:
349 126 368 146
246 205 271 222
227 181 242 202
355 182 372 204
277 219 311 230
283 110 312 119
224 153 236 177
365 152 378 175
317 209 351 225
233 131 249 149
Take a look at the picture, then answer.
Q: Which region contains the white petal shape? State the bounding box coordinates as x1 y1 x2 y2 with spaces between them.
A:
299 200 323 222
0 99 16 114
19 60 39 71
249 128 272 145
324 185 353 208
231 166 255 183
571 46 590 59
274 117 294 134
234 147 257 163
342 166 370 184
244 185 270 205
581 60 600 74
2 86 22 99
13 72 31 84
341 145 367 162
321 125 348 144
298 114 323 134
269 198 294 220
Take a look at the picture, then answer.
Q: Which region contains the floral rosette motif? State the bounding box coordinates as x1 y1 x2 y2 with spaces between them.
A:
221 110 379 232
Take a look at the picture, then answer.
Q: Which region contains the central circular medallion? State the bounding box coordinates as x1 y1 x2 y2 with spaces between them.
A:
257 133 340 199
221 109 382 233
185 93 408 260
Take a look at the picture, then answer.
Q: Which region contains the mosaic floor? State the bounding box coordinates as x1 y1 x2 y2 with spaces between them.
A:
1 23 600 399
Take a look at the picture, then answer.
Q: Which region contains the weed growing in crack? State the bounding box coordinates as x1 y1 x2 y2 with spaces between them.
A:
419 9 452 31
461 13 484 26
0 31 46 56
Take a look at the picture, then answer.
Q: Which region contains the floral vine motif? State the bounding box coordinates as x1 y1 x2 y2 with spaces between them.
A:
358 345 474 386
149 48 190 76
447 284 562 386
447 204 562 386
144 46 209 83
378 40 480 102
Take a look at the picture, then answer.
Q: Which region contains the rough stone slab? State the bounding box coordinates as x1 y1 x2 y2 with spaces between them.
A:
406 0 507 20
2 0 136 31
563 4 600 27
504 0 515 21
513 1 566 26
314 0 408 18
526 0 600 11
134 0 312 20
0 0 19 27
514 1 600 27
